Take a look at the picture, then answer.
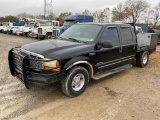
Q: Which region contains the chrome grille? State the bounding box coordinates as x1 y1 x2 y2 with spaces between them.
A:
13 53 23 71
20 49 44 71
38 28 42 34
29 56 43 70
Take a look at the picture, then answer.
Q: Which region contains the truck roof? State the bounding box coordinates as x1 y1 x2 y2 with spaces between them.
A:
65 15 93 21
78 22 131 26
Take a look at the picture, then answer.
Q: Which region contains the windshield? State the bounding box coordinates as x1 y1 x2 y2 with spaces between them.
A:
29 23 35 27
3 23 8 26
39 22 46 26
64 21 75 27
24 23 29 27
45 21 52 26
60 24 102 43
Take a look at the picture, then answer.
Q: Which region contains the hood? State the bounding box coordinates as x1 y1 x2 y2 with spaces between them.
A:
21 39 94 60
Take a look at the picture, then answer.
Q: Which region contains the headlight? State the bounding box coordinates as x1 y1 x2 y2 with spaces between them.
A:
43 58 60 72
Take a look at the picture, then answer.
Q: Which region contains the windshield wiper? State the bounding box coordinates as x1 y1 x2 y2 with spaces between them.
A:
58 36 64 40
68 38 81 43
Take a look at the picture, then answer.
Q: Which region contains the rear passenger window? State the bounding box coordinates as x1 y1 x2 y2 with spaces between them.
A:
101 27 120 44
120 27 133 42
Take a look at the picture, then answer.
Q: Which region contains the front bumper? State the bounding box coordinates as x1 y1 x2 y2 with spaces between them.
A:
8 48 64 89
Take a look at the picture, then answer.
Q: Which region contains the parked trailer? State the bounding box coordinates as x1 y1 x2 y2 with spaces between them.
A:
8 22 25 34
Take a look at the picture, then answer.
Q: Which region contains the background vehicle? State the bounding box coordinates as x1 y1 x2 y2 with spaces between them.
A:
22 22 36 37
8 23 158 97
59 15 94 34
21 18 47 37
0 22 9 33
12 26 20 35
37 20 60 40
7 22 25 34
29 22 46 39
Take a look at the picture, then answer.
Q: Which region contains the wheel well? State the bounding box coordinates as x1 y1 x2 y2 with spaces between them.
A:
66 63 93 78
46 32 52 35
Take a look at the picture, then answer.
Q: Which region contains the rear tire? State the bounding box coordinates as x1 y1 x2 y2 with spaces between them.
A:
136 51 149 68
23 32 28 37
27 32 31 37
61 66 89 97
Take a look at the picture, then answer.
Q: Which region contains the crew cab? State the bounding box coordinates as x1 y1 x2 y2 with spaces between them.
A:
8 23 158 97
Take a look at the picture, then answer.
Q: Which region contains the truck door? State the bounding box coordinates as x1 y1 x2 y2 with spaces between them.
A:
119 26 136 64
93 26 123 73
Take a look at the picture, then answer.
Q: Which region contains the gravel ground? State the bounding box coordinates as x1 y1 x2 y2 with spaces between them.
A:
0 33 160 120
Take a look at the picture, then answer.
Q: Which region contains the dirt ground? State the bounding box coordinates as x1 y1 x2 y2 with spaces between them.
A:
0 33 160 120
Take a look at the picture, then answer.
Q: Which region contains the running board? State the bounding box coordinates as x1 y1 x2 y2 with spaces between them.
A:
92 64 132 80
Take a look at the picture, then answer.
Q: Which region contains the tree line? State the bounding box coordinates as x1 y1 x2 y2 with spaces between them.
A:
0 0 160 27
112 0 160 27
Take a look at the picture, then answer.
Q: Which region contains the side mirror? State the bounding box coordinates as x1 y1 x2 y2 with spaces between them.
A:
100 40 113 48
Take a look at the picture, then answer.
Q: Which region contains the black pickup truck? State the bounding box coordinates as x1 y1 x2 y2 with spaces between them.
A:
8 23 158 97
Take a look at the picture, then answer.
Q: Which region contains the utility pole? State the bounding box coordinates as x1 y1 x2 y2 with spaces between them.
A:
44 0 53 19
44 0 46 19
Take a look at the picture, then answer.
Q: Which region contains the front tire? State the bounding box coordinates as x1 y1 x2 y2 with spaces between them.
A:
61 66 89 97
45 33 52 39
136 51 149 68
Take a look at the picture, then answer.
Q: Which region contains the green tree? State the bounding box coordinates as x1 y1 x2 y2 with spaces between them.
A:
59 12 72 22
0 16 19 22
17 13 35 20
94 8 110 22
47 12 56 20
112 3 127 22
82 9 91 15
153 2 160 27
124 0 149 23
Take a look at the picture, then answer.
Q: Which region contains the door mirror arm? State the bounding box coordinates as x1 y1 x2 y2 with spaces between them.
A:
97 40 113 49
96 44 103 50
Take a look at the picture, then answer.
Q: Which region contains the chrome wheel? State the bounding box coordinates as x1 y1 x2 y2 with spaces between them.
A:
142 52 148 64
72 74 85 91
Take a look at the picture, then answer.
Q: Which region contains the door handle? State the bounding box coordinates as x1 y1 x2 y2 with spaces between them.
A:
133 45 136 50
89 52 96 56
119 47 122 53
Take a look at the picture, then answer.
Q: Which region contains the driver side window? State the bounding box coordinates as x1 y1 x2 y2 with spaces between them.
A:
101 27 120 45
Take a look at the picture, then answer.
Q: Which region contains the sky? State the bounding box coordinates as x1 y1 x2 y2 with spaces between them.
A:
0 0 158 17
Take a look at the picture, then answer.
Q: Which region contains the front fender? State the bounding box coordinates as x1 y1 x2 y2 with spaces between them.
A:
63 57 94 77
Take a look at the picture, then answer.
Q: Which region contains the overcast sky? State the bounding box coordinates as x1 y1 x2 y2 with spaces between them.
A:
0 0 158 17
